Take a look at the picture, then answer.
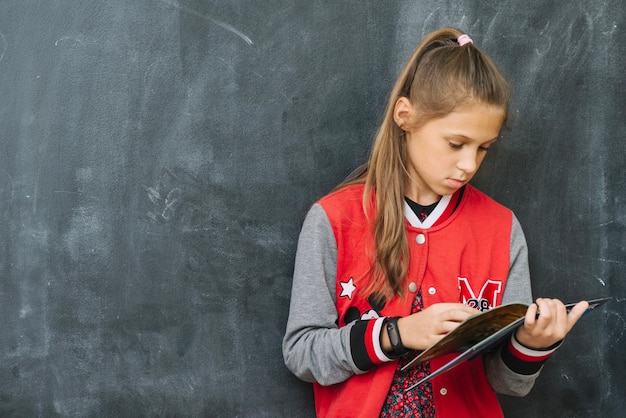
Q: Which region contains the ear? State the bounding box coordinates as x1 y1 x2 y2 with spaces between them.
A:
393 97 413 131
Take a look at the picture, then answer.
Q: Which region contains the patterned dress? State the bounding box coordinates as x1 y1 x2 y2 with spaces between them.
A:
380 292 435 417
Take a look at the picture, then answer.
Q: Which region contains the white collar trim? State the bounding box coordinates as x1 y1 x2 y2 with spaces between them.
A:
404 194 452 229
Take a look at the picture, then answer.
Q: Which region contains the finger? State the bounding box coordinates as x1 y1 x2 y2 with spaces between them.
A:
436 303 478 314
440 319 467 334
552 299 568 333
430 303 476 321
566 300 590 329
535 298 557 324
525 302 539 326
462 304 481 315
449 307 477 322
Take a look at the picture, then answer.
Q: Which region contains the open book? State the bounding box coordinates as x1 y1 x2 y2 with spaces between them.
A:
401 297 611 391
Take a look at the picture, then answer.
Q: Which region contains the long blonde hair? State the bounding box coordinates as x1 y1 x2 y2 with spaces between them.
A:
337 27 511 300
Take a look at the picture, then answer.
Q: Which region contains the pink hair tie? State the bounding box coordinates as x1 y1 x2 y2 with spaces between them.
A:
457 34 473 46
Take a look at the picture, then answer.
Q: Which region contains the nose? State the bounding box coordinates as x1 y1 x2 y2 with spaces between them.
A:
456 148 480 174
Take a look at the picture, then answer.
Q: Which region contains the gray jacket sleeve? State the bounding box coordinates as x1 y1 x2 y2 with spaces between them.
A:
282 204 365 386
484 214 541 396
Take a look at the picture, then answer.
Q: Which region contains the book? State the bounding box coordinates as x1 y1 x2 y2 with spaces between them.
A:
401 297 611 391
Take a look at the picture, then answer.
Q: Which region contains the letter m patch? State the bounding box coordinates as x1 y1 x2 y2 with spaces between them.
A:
458 278 502 311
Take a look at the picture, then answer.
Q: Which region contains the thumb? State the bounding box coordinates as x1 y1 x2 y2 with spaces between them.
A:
567 300 590 330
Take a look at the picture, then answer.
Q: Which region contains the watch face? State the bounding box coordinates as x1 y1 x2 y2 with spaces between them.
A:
388 322 400 346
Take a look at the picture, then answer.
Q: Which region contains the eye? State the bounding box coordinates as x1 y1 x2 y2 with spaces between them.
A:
448 142 463 149
478 145 491 152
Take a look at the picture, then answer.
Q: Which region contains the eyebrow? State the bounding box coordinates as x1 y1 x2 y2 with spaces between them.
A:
447 133 500 143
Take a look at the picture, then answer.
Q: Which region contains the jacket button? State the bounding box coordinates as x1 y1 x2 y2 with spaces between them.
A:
440 387 448 395
408 282 417 293
428 287 436 295
416 234 426 244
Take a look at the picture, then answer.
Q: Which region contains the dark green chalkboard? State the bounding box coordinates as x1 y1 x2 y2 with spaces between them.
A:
0 1 623 417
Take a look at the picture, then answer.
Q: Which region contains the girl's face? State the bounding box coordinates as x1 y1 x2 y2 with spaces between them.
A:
398 101 506 205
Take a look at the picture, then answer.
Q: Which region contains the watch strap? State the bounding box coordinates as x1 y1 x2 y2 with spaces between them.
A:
385 316 409 357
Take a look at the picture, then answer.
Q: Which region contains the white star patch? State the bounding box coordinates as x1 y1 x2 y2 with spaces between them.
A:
340 277 356 299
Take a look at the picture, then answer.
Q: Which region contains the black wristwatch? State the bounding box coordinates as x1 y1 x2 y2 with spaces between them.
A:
385 316 409 357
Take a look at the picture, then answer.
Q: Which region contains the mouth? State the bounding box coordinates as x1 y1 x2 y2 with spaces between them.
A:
446 178 466 189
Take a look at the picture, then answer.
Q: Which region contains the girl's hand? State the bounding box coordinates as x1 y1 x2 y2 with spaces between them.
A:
393 303 478 351
514 298 589 349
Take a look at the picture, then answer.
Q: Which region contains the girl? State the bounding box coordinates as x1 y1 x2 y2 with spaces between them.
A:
282 27 588 418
